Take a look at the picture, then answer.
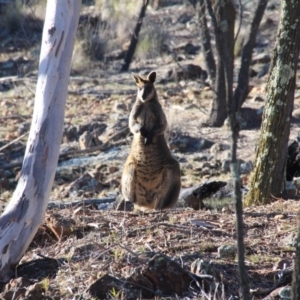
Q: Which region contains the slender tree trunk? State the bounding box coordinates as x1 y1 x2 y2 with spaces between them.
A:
195 0 216 82
204 0 235 127
0 0 81 281
233 0 268 111
213 1 251 298
245 0 300 206
120 0 149 72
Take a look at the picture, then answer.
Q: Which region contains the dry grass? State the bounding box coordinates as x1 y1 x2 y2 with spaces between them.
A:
16 198 297 299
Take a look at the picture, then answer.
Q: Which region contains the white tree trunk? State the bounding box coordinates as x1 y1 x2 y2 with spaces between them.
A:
0 0 81 281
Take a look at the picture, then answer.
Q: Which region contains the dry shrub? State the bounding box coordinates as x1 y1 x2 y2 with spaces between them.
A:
73 0 140 65
135 24 169 60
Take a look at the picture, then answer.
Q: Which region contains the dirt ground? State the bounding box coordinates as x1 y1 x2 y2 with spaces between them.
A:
0 0 300 299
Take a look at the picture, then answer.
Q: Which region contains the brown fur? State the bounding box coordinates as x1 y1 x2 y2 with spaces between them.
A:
121 71 181 210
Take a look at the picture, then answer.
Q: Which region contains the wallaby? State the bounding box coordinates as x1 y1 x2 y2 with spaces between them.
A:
121 71 181 210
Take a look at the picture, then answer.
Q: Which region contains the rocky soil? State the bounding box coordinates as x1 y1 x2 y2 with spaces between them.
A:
0 0 300 299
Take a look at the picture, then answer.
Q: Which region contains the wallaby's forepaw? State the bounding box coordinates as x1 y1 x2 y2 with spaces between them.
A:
144 132 154 146
140 127 148 138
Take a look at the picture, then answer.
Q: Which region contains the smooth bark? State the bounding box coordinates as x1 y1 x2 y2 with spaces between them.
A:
0 0 81 281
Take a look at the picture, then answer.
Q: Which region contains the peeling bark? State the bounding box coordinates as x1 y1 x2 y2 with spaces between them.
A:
245 0 300 205
0 0 81 281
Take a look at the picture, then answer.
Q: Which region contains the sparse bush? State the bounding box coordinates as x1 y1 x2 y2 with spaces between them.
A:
136 24 169 59
73 0 140 65
0 1 26 33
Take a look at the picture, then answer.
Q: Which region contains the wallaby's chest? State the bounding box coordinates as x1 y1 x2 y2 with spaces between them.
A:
134 102 162 128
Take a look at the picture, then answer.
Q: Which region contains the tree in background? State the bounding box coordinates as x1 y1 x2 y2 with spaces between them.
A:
245 0 300 206
0 0 81 281
120 0 149 72
198 0 251 298
189 0 268 126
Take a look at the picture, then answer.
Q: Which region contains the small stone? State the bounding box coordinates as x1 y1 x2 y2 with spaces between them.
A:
285 181 296 196
108 166 119 174
251 53 271 65
240 161 253 174
217 245 237 259
278 286 291 299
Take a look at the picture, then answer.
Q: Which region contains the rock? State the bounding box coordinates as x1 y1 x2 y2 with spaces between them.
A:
213 179 249 199
77 122 107 137
61 172 103 198
210 143 230 156
251 53 271 65
278 286 291 299
180 181 228 210
0 174 9 189
172 42 200 55
45 212 76 240
17 258 60 280
88 274 123 299
285 181 296 196
162 64 204 82
240 161 253 174
252 95 265 102
265 286 291 300
286 140 300 180
142 254 191 296
257 63 270 78
169 135 213 153
126 272 154 299
217 245 237 259
180 190 205 210
63 125 78 143
221 159 231 173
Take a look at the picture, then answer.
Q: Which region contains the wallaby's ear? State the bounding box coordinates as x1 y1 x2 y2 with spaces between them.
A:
147 71 156 83
132 73 142 85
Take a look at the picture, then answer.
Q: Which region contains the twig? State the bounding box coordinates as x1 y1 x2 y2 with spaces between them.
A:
0 132 28 152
